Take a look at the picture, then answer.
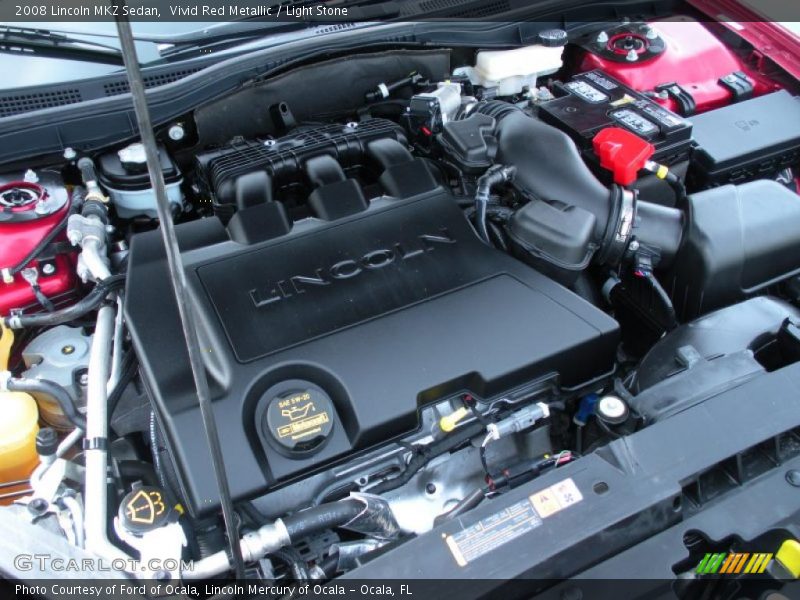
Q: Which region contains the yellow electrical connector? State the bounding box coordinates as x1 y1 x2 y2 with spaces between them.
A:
439 407 470 433
776 539 800 578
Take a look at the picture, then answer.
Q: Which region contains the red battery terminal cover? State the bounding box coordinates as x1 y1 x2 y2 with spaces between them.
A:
593 127 655 185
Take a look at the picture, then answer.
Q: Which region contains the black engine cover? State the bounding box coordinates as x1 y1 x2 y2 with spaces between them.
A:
126 188 619 515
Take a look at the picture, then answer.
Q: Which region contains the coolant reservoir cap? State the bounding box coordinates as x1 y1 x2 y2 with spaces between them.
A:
265 388 334 454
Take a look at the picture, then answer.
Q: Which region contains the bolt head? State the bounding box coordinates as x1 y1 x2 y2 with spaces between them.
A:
596 31 609 44
629 240 640 252
626 49 639 62
167 124 185 142
41 263 55 276
78 372 89 386
28 498 48 516
645 26 658 40
787 469 800 487
63 147 77 161
23 169 39 184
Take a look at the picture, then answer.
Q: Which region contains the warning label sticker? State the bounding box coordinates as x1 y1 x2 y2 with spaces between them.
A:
445 477 583 567
445 498 542 567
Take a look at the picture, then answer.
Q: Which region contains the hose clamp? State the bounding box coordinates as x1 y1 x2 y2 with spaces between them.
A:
599 186 636 266
83 437 107 451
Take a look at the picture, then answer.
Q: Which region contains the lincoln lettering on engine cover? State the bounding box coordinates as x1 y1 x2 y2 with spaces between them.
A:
249 229 457 308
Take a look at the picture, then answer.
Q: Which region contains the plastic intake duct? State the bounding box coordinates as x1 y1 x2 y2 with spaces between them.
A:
476 103 684 275
488 105 613 239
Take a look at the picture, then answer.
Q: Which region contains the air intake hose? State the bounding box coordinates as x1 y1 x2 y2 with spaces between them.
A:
473 102 684 269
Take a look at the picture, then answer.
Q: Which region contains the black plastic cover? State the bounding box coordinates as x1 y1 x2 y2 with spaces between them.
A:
506 199 597 286
631 297 800 422
689 90 800 185
308 179 368 221
125 188 619 515
227 202 292 245
635 296 800 392
668 179 800 319
438 113 497 173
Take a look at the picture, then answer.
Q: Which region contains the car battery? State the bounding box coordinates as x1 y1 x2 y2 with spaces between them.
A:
537 70 693 203
538 70 693 165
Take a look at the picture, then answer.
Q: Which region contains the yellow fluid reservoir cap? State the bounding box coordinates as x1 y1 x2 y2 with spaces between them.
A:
0 391 39 481
776 539 800 579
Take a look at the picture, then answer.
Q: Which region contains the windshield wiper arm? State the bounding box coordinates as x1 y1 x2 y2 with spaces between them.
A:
0 26 125 66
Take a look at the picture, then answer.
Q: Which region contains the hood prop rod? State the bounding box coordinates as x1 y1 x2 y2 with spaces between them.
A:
113 6 246 579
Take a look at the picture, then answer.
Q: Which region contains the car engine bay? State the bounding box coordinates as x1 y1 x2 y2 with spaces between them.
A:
2 14 800 593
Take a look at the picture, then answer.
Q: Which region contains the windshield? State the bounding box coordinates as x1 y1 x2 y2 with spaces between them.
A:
2 0 799 91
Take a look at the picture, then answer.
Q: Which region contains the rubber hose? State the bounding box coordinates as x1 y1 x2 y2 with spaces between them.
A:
282 499 364 542
433 487 485 526
272 547 310 581
11 218 68 276
7 377 86 430
319 551 340 578
474 165 515 244
117 460 159 487
9 188 85 276
107 352 138 417
238 502 268 528
367 420 485 495
4 274 125 328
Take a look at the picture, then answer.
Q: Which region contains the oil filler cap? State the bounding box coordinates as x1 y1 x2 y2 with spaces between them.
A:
265 388 334 453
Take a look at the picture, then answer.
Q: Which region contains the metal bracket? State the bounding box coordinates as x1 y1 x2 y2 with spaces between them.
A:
655 82 697 116
719 71 754 102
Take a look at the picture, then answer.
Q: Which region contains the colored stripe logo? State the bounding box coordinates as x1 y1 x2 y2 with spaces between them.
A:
696 552 773 575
